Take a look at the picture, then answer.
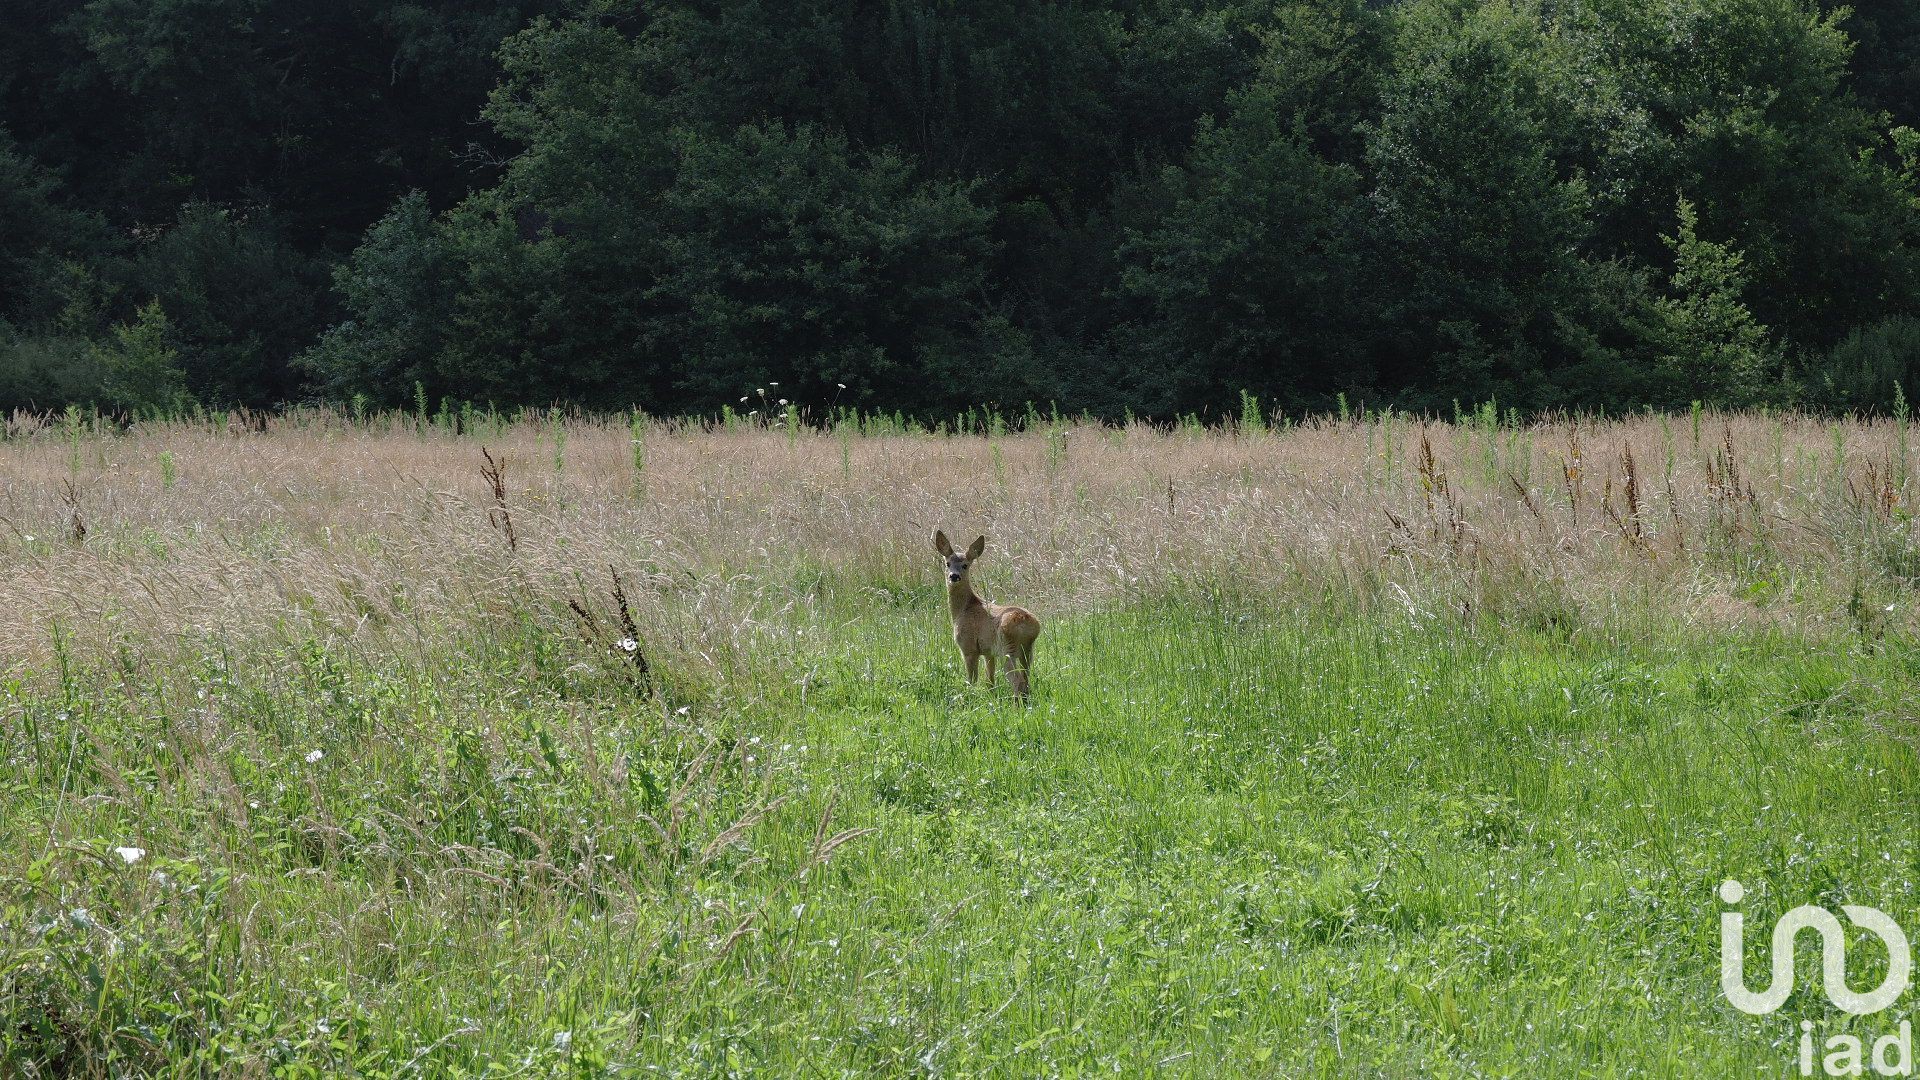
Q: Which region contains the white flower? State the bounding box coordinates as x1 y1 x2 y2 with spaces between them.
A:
676 706 690 715
739 396 749 403
305 749 324 764
616 637 638 653
112 846 145 865
756 387 765 395
837 383 846 390
769 382 779 387
553 1031 573 1052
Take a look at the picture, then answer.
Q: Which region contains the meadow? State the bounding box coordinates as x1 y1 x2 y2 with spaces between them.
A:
2 404 1919 1077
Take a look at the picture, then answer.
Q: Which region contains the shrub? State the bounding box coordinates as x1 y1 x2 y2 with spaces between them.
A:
1818 315 1920 410
89 301 194 416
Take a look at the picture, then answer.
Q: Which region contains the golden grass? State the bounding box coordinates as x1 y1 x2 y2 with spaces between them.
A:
2 408 1915 679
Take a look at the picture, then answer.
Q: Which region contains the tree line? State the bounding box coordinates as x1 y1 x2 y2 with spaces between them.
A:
5 0 1920 420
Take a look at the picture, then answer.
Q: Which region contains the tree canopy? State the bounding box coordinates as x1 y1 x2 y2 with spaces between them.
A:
5 0 1920 417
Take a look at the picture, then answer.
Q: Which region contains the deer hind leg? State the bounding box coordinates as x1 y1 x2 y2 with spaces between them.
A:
1003 637 1035 700
984 652 996 686
1004 644 1030 698
998 638 1029 699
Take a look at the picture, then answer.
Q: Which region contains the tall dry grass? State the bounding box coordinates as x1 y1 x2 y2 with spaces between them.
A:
2 408 1916 681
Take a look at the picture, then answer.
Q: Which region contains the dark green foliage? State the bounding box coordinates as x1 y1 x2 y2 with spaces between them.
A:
1647 199 1784 407
6 0 1920 414
1362 0 1596 405
126 205 330 407
0 131 110 329
642 124 1004 411
0 327 104 414
1819 315 1920 409
1830 1 1920 128
299 193 454 406
1116 5 1379 412
90 300 193 416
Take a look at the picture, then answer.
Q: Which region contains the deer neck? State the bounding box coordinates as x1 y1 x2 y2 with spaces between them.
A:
948 578 982 621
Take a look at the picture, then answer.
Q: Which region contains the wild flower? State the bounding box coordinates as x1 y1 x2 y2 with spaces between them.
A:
305 749 325 763
113 846 145 864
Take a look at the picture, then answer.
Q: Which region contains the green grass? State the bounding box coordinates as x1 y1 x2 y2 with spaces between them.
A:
4 589 1919 1075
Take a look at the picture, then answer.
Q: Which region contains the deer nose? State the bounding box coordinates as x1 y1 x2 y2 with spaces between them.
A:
947 572 961 582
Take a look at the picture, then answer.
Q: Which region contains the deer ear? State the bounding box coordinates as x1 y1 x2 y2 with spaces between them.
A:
932 529 953 556
967 535 986 560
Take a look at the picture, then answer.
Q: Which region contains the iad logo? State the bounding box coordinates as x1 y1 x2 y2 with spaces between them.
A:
1720 879 1911 1015
1719 879 1915 1076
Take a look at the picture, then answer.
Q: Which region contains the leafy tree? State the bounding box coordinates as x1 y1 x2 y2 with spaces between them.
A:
1116 3 1381 412
0 130 110 328
1816 316 1920 409
1559 0 1920 348
299 193 455 405
1362 0 1598 406
317 122 1007 412
11 0 1920 416
1828 1 1920 129
90 300 193 415
1649 198 1783 406
126 204 330 406
639 123 1002 412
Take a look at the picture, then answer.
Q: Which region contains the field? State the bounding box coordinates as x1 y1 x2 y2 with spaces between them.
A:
3 406 1919 1076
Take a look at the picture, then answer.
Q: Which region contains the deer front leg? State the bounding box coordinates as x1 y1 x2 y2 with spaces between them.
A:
985 653 996 686
964 648 980 684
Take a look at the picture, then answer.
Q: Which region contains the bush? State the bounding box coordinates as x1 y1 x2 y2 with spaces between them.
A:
126 204 329 408
1818 315 1920 410
89 301 194 416
0 323 103 414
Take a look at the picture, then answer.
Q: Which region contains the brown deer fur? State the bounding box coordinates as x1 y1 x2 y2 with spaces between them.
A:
932 529 1041 699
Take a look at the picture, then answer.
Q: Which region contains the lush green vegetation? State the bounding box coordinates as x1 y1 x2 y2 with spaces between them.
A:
8 0 1920 417
3 410 1919 1074
8 593 1918 1075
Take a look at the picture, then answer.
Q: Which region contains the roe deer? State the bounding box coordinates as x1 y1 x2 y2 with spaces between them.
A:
932 529 1041 698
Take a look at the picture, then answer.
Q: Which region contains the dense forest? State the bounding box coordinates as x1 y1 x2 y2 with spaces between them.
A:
5 0 1920 419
